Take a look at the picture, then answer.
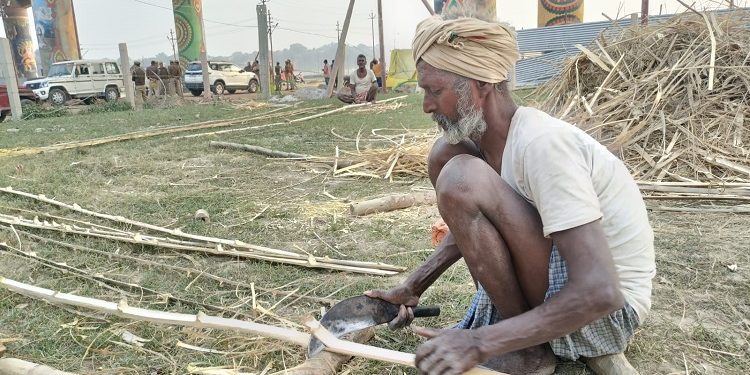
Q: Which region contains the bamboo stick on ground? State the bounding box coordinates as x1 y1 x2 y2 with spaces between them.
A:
0 358 77 375
208 142 356 169
0 277 500 375
9 229 336 306
350 192 437 216
0 188 405 275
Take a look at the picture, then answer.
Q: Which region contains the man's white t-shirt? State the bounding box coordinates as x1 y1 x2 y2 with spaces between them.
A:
351 69 376 95
500 107 655 321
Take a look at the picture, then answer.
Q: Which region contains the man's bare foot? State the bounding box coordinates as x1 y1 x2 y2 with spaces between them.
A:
480 344 556 375
583 353 639 375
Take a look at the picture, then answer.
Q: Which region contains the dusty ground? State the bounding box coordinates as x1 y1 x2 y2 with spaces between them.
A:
0 93 747 374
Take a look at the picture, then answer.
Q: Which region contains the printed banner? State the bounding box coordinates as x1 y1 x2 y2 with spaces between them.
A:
434 0 496 19
538 0 584 27
32 0 81 75
173 0 205 65
2 5 38 79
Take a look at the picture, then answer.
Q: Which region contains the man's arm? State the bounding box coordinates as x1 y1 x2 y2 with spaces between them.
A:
475 219 623 357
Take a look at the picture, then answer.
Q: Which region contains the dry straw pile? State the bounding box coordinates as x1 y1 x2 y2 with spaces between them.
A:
538 10 750 186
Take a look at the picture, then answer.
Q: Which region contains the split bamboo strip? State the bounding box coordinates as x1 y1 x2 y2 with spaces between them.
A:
0 215 401 276
208 141 356 169
0 187 405 275
0 107 299 158
0 358 77 375
0 242 265 322
178 96 408 140
0 277 311 347
1 277 498 375
304 320 504 374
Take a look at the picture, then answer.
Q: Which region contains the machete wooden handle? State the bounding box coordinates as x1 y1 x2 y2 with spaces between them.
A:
413 305 440 318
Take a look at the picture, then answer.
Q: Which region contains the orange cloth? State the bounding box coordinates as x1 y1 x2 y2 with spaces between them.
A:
431 218 450 246
372 63 382 77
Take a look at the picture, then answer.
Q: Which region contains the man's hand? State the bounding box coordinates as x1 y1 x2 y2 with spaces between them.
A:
364 285 420 329
413 327 485 375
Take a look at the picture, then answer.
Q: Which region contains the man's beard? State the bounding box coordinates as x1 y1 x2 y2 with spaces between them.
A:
432 80 487 144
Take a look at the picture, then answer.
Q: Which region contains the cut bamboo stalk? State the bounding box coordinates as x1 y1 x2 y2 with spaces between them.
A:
11 229 336 306
304 320 504 375
208 142 356 169
350 192 437 216
0 277 499 374
180 96 408 140
637 184 750 196
0 188 405 275
0 358 77 375
647 205 750 213
271 328 375 375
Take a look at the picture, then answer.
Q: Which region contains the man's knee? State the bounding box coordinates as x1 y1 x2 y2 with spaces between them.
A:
428 137 480 186
435 155 492 211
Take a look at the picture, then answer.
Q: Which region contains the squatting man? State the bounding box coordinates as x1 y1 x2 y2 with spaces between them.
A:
366 13 655 375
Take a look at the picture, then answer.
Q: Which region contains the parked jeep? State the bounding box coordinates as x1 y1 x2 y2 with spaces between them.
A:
183 61 259 96
33 59 124 105
0 84 39 122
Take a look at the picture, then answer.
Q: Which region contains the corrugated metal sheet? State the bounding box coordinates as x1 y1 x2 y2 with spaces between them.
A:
514 8 750 88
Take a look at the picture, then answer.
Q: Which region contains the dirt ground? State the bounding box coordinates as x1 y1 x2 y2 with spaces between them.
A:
0 93 747 374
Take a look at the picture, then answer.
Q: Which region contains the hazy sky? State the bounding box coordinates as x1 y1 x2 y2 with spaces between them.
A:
1 0 741 60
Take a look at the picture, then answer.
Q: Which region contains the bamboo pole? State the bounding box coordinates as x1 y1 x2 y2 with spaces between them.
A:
0 188 405 275
350 192 437 216
0 358 77 375
178 95 408 140
327 0 356 98
208 142 356 169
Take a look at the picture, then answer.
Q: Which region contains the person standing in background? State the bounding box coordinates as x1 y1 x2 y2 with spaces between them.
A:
371 58 383 88
322 59 331 87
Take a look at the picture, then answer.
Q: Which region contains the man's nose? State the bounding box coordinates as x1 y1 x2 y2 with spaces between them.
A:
422 97 436 114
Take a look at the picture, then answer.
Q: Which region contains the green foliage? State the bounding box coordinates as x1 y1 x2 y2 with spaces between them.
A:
85 100 133 114
21 102 69 120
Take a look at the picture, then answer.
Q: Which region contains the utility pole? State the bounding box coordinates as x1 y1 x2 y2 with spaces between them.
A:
336 21 341 43
268 10 278 69
335 20 346 86
327 0 355 98
256 2 271 99
378 0 387 93
369 12 376 59
0 38 22 121
167 29 179 63
641 0 649 25
118 43 136 110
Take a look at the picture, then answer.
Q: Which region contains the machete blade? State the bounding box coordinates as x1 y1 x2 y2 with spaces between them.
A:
307 295 399 358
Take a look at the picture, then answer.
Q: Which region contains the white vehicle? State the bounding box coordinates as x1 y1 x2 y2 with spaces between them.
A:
24 77 49 100
184 61 259 96
29 59 124 105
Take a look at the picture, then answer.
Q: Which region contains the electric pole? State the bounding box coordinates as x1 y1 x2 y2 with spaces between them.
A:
268 10 276 68
378 0 387 93
336 21 341 43
369 12 376 59
167 29 179 63
641 0 649 25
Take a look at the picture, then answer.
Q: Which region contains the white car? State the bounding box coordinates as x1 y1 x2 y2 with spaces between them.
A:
24 77 50 100
30 59 124 105
184 61 259 96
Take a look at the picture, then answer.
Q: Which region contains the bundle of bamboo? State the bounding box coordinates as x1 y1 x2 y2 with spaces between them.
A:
537 10 750 186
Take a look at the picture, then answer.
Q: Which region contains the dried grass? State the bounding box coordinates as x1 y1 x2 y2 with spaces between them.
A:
537 10 750 185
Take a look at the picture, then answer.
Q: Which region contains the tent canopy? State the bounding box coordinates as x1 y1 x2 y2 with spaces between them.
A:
386 49 417 89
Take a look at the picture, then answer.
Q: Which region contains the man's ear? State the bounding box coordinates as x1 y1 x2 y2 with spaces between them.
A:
471 80 493 105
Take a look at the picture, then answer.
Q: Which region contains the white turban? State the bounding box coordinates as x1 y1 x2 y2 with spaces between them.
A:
412 16 519 83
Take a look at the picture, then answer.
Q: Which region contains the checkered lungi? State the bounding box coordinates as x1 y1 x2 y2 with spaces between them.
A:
456 246 640 360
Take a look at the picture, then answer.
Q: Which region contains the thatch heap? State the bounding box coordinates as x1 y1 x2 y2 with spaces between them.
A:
537 10 750 184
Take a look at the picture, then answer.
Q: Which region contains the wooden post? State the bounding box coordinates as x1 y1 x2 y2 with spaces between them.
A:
378 0 388 93
421 0 436 15
256 3 271 99
199 7 211 99
118 43 136 109
641 0 649 25
0 38 23 122
327 0 355 98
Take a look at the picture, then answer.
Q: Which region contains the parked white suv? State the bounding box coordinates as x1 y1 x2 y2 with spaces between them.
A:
28 59 124 105
184 61 259 96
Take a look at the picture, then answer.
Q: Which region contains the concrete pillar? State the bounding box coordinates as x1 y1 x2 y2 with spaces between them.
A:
256 4 270 100
31 0 81 75
538 0 584 27
119 43 136 109
0 38 24 121
2 5 38 80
